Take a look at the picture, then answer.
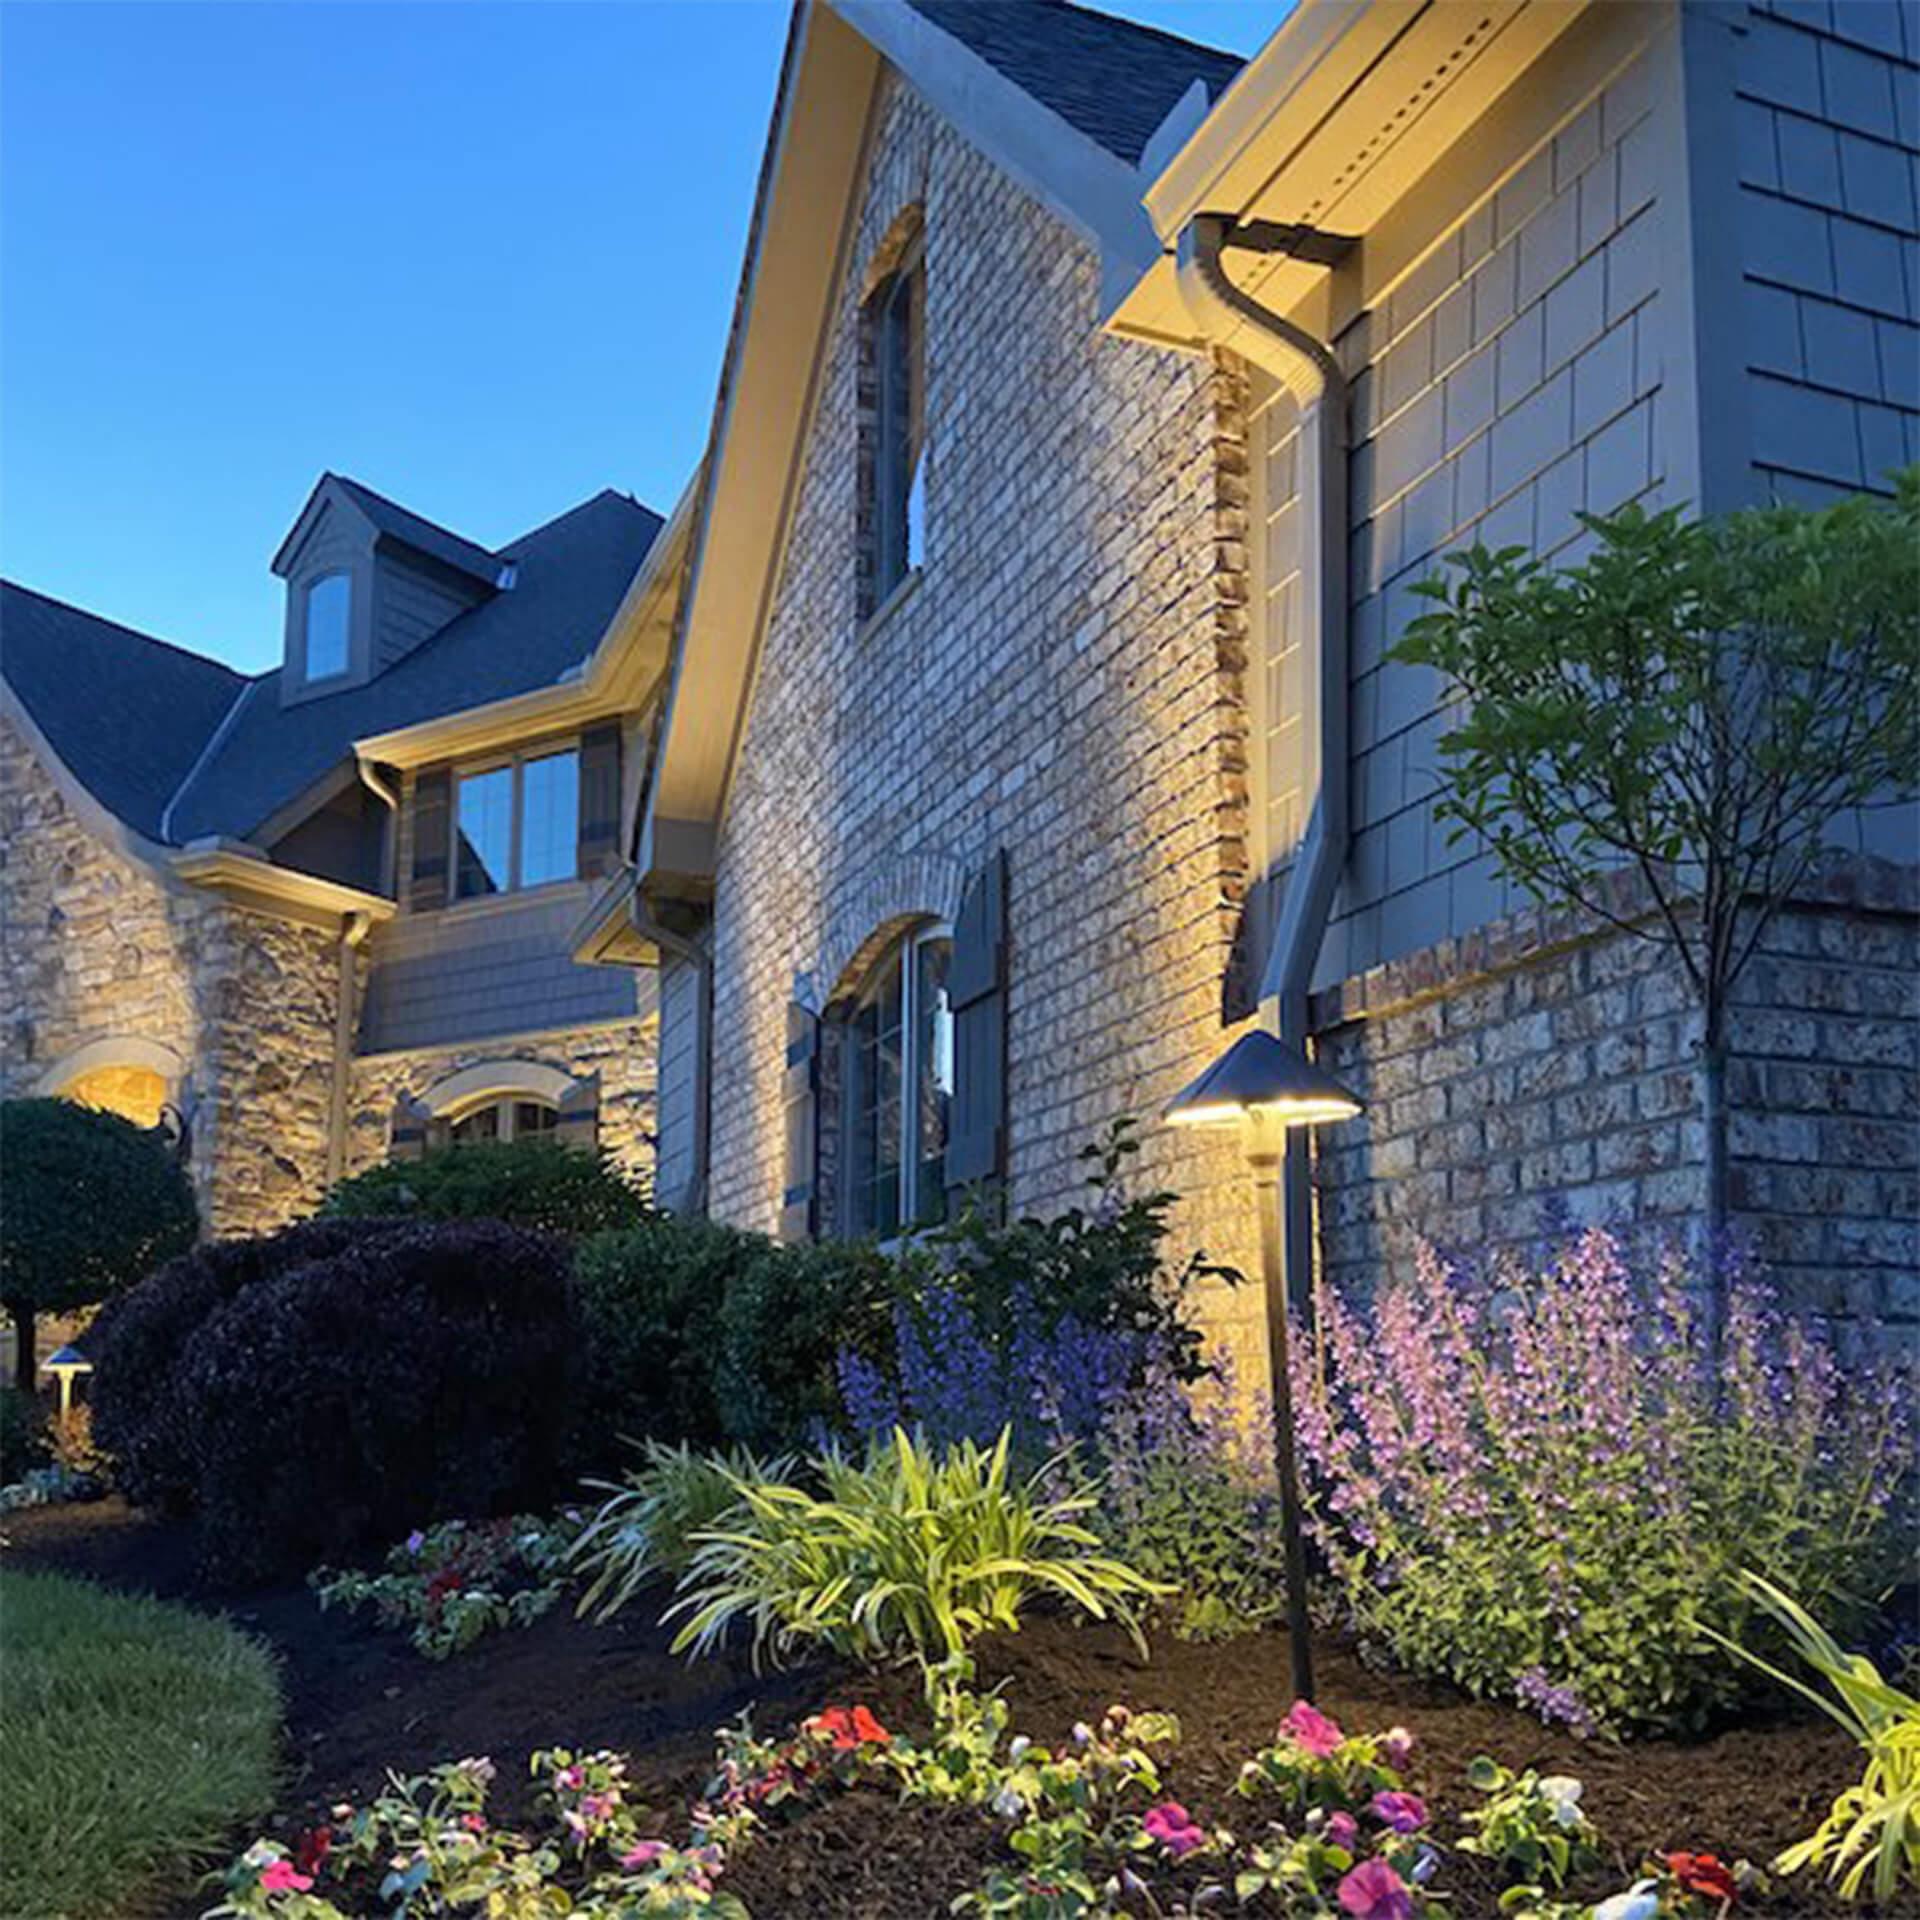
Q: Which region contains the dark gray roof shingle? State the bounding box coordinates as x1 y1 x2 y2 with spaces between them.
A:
906 0 1243 166
0 583 247 842
2 487 661 851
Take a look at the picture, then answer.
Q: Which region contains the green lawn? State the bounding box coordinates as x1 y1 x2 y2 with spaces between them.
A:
0 1569 281 1920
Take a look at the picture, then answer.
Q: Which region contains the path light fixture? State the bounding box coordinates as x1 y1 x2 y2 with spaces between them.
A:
1166 1028 1362 1703
38 1342 94 1424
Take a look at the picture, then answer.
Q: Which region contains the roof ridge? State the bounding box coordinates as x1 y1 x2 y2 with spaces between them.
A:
500 488 663 554
0 578 252 685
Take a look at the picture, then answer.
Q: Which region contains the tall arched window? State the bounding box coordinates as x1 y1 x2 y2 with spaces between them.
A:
305 572 352 680
844 924 952 1237
861 231 926 615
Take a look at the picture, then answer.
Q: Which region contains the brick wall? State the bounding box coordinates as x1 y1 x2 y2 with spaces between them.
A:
700 76 1262 1352
1311 861 1918 1329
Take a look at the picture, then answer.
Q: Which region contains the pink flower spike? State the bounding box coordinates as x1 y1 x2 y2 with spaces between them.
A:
258 1860 315 1895
1372 1789 1429 1834
1338 1858 1415 1920
1281 1700 1346 1758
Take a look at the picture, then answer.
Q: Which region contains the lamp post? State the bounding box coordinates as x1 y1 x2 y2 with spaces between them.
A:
1166 1029 1362 1703
38 1343 94 1425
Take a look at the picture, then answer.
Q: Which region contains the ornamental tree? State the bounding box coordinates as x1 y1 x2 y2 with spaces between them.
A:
0 1097 198 1386
1392 469 1919 1255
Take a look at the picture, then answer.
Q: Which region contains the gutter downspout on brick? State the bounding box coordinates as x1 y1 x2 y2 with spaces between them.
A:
1175 213 1351 1328
632 899 713 1216
325 909 376 1190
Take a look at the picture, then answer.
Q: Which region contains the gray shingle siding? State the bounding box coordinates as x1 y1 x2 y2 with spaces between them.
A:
359 885 639 1054
1319 39 1670 987
374 555 487 673
1735 1 1920 503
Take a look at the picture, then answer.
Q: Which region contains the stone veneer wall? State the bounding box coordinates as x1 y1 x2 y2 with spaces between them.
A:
1311 861 1919 1330
0 711 350 1235
345 1017 658 1188
700 76 1263 1352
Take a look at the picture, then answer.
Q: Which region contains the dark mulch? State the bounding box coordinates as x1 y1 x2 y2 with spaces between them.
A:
3 1499 1870 1919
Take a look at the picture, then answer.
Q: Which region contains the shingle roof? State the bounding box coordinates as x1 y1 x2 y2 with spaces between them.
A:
2 487 662 851
326 474 505 585
906 0 1244 166
0 583 247 842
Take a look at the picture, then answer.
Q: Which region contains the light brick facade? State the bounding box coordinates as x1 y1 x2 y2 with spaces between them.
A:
672 8 1917 1362
700 78 1264 1350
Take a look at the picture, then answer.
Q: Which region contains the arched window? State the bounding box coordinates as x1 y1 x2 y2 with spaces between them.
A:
842 923 953 1237
63 1064 169 1130
447 1095 560 1146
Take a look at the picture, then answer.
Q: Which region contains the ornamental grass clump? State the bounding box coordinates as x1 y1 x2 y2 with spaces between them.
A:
1292 1229 1913 1736
666 1426 1165 1671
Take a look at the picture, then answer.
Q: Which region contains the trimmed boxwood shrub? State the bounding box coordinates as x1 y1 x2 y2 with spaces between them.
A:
574 1216 892 1459
0 1097 198 1376
93 1219 577 1580
322 1140 649 1235
91 1219 389 1512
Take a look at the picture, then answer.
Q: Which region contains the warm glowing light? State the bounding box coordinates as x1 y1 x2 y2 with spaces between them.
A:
63 1065 168 1129
1164 1030 1362 1131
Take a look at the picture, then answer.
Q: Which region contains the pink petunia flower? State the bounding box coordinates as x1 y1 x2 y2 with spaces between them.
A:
1372 1790 1429 1834
1338 1858 1414 1920
1326 1811 1359 1852
1143 1800 1207 1859
258 1860 314 1895
622 1841 668 1870
1281 1700 1346 1758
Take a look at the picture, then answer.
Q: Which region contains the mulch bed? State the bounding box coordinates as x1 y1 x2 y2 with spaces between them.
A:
3 1498 1868 1918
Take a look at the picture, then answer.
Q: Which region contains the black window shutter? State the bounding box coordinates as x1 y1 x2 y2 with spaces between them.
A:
946 850 1008 1200
410 770 451 912
555 1073 600 1151
577 724 624 879
389 1095 430 1162
780 1001 820 1244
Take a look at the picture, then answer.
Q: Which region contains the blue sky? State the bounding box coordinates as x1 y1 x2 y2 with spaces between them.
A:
1 1 1288 674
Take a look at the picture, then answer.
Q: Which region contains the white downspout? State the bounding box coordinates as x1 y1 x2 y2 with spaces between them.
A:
1175 212 1351 1329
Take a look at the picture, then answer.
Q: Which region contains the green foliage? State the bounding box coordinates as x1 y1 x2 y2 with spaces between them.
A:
0 1096 197 1331
1394 478 1919 1006
666 1427 1166 1671
0 1385 50 1480
208 1751 747 1919
1711 1573 1920 1903
313 1513 583 1660
0 1568 279 1920
322 1138 650 1236
1457 1758 1601 1890
572 1440 792 1623
914 1118 1233 1387
573 1213 892 1459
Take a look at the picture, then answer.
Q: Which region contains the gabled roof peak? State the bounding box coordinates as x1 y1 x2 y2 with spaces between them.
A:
273 471 505 586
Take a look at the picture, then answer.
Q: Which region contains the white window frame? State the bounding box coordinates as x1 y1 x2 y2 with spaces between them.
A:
839 920 953 1239
445 1093 561 1146
449 738 582 901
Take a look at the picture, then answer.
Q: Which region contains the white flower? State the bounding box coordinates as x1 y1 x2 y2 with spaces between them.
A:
1008 1736 1031 1763
1592 1879 1659 1920
1073 1721 1094 1747
991 1784 1026 1820
1538 1775 1585 1829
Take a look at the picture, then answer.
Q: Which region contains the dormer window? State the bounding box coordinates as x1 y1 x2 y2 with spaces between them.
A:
304 572 352 681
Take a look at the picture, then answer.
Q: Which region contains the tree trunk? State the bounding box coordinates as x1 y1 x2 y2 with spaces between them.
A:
1700 1008 1731 1357
8 1303 36 1393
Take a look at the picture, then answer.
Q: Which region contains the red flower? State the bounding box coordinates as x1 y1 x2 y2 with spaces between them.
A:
293 1826 333 1876
803 1704 892 1750
1664 1853 1739 1905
